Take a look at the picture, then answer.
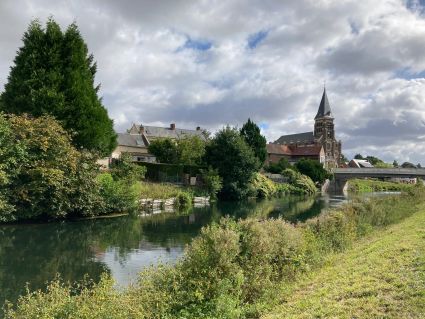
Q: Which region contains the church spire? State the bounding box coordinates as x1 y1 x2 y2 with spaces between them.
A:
315 87 333 119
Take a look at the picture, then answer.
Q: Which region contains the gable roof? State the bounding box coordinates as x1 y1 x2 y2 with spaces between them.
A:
315 88 333 119
117 133 147 147
266 144 293 155
274 131 314 145
143 126 204 140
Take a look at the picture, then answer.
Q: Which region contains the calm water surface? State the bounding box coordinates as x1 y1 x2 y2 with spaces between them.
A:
0 193 359 307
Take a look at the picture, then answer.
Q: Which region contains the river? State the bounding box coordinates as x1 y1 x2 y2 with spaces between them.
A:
0 193 362 308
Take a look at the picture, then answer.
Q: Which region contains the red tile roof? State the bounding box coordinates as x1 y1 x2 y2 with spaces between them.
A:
267 143 323 156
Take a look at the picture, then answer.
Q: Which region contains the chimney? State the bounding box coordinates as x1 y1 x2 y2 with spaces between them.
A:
170 123 176 130
196 126 201 131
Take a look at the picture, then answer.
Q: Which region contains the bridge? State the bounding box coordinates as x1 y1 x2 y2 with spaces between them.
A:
327 168 425 193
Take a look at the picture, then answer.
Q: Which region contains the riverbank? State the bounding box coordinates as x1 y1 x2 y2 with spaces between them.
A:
348 178 415 193
263 202 425 318
4 185 424 318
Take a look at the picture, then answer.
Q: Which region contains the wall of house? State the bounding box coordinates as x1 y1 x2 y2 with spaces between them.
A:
111 145 149 158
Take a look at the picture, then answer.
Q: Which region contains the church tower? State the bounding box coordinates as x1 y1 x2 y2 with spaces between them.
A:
314 88 340 168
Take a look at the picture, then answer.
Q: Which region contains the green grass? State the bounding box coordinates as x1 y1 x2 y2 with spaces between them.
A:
348 178 415 193
263 205 425 319
138 182 206 199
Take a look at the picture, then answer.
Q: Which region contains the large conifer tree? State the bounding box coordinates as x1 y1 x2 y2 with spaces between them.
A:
1 19 116 156
240 118 267 164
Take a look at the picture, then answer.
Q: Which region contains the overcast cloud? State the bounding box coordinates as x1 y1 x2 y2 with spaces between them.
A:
0 0 424 163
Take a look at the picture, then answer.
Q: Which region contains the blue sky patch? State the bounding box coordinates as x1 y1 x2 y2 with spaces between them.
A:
395 67 425 80
247 30 268 49
183 37 212 51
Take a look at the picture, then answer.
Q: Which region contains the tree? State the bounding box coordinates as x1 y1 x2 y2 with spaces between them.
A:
354 154 364 159
340 153 348 163
148 138 179 164
294 159 330 184
177 135 206 166
393 160 399 168
401 162 416 168
0 18 116 156
240 118 267 165
264 158 291 174
205 126 259 199
417 163 422 168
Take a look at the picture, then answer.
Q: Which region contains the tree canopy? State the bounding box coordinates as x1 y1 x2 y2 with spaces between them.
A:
295 159 330 184
240 118 267 165
205 126 259 199
0 19 116 156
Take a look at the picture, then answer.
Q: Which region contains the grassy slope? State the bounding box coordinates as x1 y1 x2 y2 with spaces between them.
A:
263 207 425 319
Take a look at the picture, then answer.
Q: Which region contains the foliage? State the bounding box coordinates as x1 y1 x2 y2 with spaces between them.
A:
148 138 179 164
401 161 416 168
240 118 267 164
174 192 193 209
354 153 363 159
374 161 392 168
393 160 399 167
96 173 142 214
110 153 146 184
200 167 223 198
250 173 279 198
205 126 260 200
7 187 425 318
295 158 330 184
0 19 116 156
348 178 415 193
177 135 207 166
138 182 197 200
147 136 207 166
281 169 317 195
0 114 104 222
264 158 291 174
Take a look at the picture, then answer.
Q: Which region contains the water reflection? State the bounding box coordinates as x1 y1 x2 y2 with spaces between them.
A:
0 193 350 308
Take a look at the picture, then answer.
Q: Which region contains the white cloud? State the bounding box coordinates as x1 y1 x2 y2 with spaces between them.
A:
0 0 424 163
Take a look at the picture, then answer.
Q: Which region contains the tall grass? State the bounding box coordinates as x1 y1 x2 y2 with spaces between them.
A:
348 178 414 193
5 184 425 319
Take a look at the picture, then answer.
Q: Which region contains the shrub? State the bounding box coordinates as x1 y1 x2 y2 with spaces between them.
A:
110 153 146 184
250 173 278 198
281 169 317 195
200 167 223 198
97 173 141 214
295 158 330 184
174 192 193 209
264 158 291 174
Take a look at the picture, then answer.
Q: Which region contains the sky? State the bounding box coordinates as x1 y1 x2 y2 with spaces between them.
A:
0 0 425 164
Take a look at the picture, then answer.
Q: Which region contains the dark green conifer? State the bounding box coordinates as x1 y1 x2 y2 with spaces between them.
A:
1 18 116 156
240 118 267 165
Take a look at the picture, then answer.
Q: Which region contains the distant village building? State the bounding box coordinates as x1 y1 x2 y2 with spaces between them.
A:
267 88 342 168
348 159 374 168
112 123 205 163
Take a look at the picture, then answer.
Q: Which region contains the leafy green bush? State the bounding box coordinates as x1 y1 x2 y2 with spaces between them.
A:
174 192 193 209
264 158 291 174
110 153 146 184
281 169 317 195
200 167 223 198
250 173 279 198
0 114 103 222
96 173 141 214
295 159 330 184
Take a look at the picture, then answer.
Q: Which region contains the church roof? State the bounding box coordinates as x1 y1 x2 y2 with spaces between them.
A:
274 131 314 144
315 88 333 119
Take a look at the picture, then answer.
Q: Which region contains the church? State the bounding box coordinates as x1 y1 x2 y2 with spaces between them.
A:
267 88 342 169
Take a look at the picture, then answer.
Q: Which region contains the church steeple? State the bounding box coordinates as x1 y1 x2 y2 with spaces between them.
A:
315 88 333 119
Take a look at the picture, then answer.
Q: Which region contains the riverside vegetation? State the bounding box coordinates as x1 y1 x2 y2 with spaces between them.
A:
4 183 423 318
348 178 415 193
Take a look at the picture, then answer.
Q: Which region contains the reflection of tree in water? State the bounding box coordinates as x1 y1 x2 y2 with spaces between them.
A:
0 221 110 307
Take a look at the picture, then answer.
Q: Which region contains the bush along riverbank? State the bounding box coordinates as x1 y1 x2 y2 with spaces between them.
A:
347 178 416 193
5 185 424 318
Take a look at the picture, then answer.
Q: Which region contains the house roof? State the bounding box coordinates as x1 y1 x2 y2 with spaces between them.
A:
274 131 314 145
315 88 333 119
117 133 147 147
350 159 374 168
267 143 323 156
266 144 293 155
143 126 204 139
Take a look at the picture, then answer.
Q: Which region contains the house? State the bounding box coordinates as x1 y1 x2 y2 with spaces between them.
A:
111 123 205 163
348 159 374 168
273 88 342 168
266 143 325 166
